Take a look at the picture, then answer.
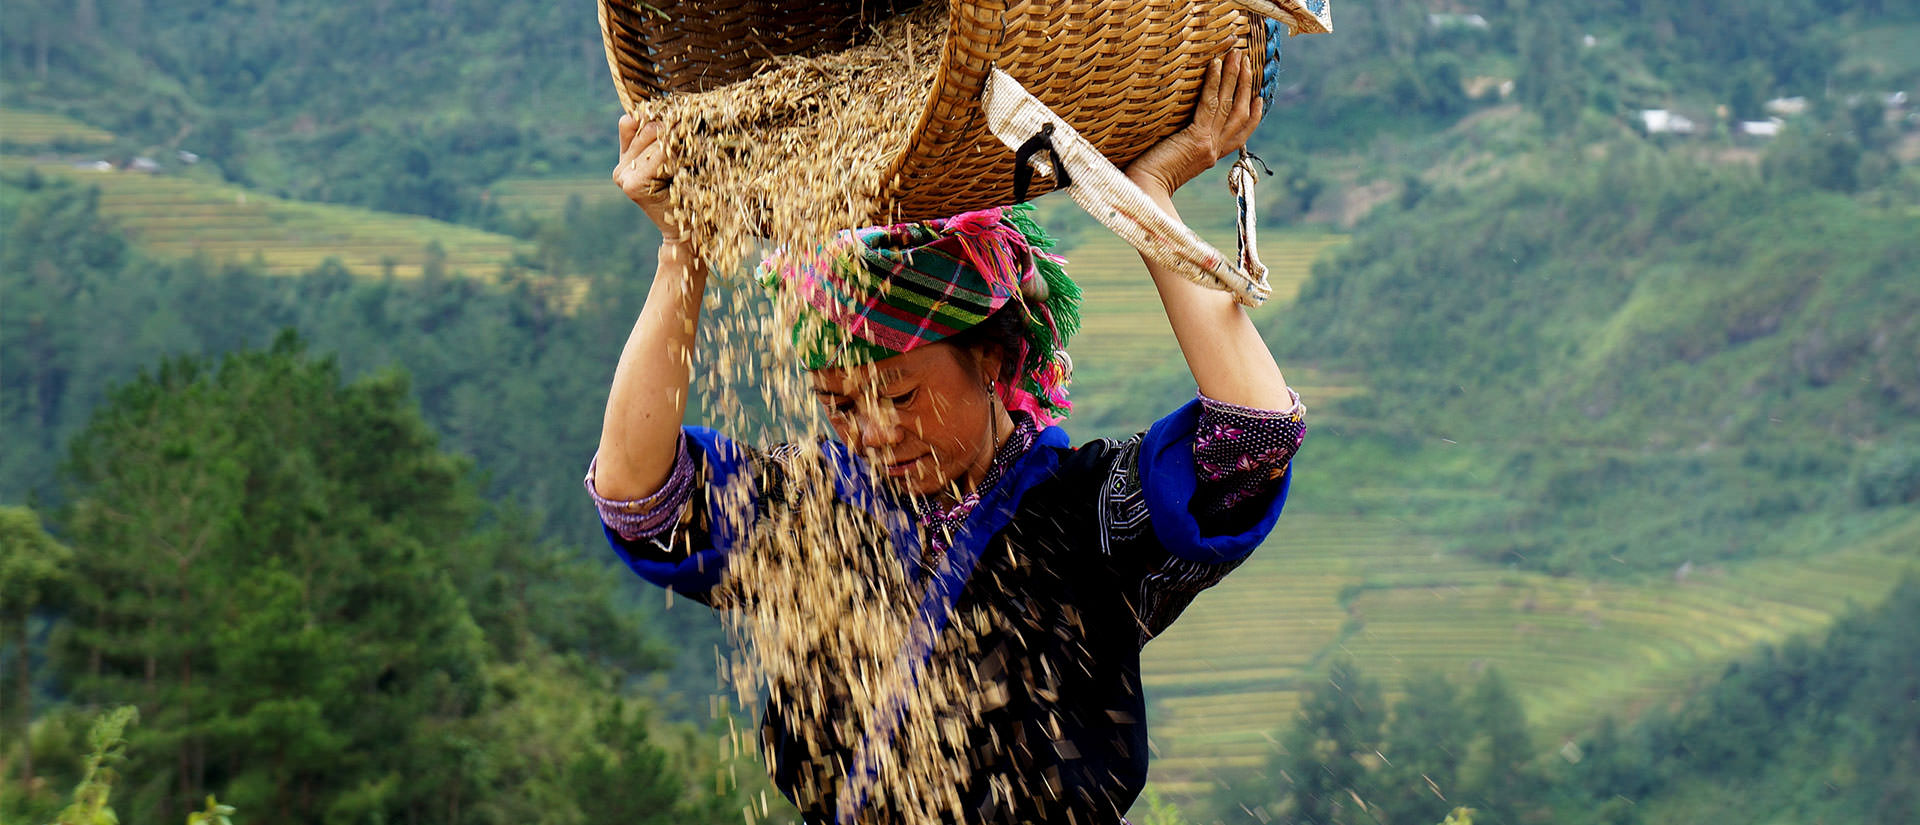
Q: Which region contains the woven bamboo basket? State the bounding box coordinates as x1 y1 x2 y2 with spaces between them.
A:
599 0 1330 224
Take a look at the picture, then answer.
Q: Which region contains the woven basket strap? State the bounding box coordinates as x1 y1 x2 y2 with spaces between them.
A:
1229 152 1271 288
1231 0 1334 35
982 68 1273 307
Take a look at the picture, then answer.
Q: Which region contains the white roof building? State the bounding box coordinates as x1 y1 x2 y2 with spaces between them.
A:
1765 97 1809 117
1641 109 1697 135
1428 13 1490 29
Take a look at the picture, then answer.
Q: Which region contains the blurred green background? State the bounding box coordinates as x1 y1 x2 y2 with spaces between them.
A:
3 1 1916 823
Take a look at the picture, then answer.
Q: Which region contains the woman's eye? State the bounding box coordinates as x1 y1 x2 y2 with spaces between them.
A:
887 390 916 407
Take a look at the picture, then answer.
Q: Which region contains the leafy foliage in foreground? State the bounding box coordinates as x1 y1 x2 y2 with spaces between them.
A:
52 706 138 825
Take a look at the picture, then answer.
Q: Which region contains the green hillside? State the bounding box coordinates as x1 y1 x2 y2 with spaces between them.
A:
1 3 614 220
0 107 114 147
1022 181 1361 442
0 178 656 541
1139 511 1920 795
1257 149 1920 580
488 175 627 220
6 1 1920 822
7 159 534 279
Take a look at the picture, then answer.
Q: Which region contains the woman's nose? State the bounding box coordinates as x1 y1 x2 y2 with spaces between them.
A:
850 407 903 451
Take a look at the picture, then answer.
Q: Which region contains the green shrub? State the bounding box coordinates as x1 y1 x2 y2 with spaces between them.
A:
1856 443 1920 507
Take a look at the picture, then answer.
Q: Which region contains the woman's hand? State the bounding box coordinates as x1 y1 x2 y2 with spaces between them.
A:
1124 48 1264 199
594 115 710 501
1124 47 1291 412
613 114 690 243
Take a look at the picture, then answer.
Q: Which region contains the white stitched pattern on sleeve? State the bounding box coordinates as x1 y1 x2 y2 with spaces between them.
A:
1135 555 1248 648
1097 436 1150 555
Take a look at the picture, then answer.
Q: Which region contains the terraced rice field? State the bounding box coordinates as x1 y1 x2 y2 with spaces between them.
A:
1 108 115 146
1030 182 1353 402
488 175 624 217
11 159 531 278
1139 512 1920 796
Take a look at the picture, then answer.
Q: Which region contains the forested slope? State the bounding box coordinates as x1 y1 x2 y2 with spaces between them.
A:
3 0 616 220
1210 576 1920 825
0 336 767 824
1260 143 1920 576
1 179 660 544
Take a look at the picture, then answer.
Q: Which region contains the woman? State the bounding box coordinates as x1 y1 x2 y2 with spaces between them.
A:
589 50 1303 823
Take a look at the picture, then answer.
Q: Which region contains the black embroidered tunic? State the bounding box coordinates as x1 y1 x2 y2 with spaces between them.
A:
593 398 1303 823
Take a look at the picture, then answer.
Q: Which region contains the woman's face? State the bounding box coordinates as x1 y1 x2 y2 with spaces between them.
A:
810 342 1005 498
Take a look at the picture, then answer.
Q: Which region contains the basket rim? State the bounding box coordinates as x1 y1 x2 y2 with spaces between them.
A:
592 0 1333 224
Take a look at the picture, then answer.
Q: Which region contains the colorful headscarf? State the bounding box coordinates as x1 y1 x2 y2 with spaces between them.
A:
757 203 1082 423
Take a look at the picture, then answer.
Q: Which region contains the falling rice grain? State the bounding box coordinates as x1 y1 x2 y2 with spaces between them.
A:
632 3 1037 820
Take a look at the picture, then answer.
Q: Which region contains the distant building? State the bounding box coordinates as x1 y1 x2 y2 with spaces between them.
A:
1765 96 1809 117
1641 109 1697 135
1464 76 1515 99
128 156 160 173
1884 91 1909 109
1428 12 1489 30
1739 118 1784 138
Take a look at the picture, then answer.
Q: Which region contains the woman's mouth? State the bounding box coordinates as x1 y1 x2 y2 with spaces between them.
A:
884 456 924 476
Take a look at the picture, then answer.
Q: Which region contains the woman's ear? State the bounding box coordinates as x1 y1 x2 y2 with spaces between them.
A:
977 347 1010 389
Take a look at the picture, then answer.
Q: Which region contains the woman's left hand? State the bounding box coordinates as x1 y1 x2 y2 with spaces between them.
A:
1124 47 1264 198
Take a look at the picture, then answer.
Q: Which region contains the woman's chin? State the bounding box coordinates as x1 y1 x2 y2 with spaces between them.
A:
896 473 944 498
885 460 950 497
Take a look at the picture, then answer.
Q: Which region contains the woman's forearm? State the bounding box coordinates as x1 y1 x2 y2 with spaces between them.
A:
592 239 707 500
1131 179 1292 410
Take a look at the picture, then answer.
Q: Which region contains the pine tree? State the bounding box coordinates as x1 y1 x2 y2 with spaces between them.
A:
57 334 490 822
45 334 723 824
1280 657 1387 825
1376 671 1467 825
1458 668 1536 824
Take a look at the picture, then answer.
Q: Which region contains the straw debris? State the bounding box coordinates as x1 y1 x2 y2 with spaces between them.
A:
639 3 1041 820
638 3 946 275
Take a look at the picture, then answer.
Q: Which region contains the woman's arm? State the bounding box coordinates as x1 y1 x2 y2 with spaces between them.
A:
592 116 707 500
1123 49 1292 411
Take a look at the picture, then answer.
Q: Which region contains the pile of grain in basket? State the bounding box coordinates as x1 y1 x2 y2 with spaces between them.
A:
638 2 947 275
636 3 1045 821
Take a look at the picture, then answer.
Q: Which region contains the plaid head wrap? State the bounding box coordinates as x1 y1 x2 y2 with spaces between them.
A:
757 203 1083 423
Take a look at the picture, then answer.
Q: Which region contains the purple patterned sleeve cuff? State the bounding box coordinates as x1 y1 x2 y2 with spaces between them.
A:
584 433 696 543
1192 388 1306 514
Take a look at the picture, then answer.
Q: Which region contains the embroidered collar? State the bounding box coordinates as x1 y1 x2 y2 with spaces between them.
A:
914 413 1040 556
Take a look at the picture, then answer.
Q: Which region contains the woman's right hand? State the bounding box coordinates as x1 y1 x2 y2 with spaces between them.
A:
596 114 710 501
613 114 690 243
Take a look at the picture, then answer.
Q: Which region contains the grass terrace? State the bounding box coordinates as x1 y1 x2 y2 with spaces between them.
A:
488 175 625 218
1139 510 1920 796
1035 177 1352 401
9 158 533 279
0 108 116 147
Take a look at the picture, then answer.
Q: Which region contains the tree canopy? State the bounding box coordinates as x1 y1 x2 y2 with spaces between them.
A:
4 335 746 824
